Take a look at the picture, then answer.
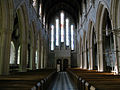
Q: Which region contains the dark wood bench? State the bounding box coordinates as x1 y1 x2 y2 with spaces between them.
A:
67 68 120 90
0 69 56 90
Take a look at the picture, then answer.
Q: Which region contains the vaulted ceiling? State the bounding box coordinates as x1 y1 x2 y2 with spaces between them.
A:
41 0 84 25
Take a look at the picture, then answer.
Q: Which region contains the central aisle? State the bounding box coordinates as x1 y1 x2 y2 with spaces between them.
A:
48 72 78 90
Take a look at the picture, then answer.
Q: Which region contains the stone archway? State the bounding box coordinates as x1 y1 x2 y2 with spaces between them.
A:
16 4 29 72
96 3 115 72
101 9 114 72
88 20 97 70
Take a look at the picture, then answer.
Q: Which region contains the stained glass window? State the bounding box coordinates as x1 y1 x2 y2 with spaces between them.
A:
66 19 69 46
61 12 64 42
51 25 54 50
56 19 59 46
71 25 74 50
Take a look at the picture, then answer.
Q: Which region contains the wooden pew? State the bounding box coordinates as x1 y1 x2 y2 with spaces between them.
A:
90 84 120 90
0 69 56 90
67 68 120 90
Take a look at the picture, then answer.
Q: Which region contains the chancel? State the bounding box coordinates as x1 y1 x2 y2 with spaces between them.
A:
0 0 120 90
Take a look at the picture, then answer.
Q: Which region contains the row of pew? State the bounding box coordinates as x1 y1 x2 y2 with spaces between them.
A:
0 69 56 90
67 68 120 90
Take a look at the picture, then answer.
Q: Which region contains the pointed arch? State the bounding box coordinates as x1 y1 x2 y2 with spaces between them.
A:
110 0 120 73
96 2 115 72
15 5 29 71
110 0 120 27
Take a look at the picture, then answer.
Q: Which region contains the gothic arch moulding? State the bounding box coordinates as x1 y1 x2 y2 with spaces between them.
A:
96 2 114 72
110 0 120 28
87 20 95 70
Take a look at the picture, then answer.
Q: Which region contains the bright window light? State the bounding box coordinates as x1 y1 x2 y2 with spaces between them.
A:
66 19 69 46
10 42 15 64
39 4 42 17
51 25 54 50
61 12 64 42
71 25 74 50
17 46 21 64
56 19 59 46
33 0 36 7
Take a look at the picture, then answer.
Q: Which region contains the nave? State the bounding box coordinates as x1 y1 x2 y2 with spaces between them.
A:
48 72 78 90
1 0 120 90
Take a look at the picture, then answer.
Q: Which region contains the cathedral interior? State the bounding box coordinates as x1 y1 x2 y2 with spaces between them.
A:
0 0 120 90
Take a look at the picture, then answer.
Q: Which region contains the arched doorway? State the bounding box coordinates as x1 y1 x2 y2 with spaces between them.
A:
63 59 68 71
57 59 62 72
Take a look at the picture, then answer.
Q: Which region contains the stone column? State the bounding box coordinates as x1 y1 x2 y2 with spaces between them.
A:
117 36 120 73
80 53 83 68
41 44 44 69
38 38 41 69
83 50 87 69
114 31 120 74
0 31 11 75
30 44 36 70
19 40 28 72
89 47 93 70
97 40 104 71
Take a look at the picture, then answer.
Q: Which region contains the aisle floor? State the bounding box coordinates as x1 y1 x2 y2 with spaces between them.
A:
48 72 78 90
